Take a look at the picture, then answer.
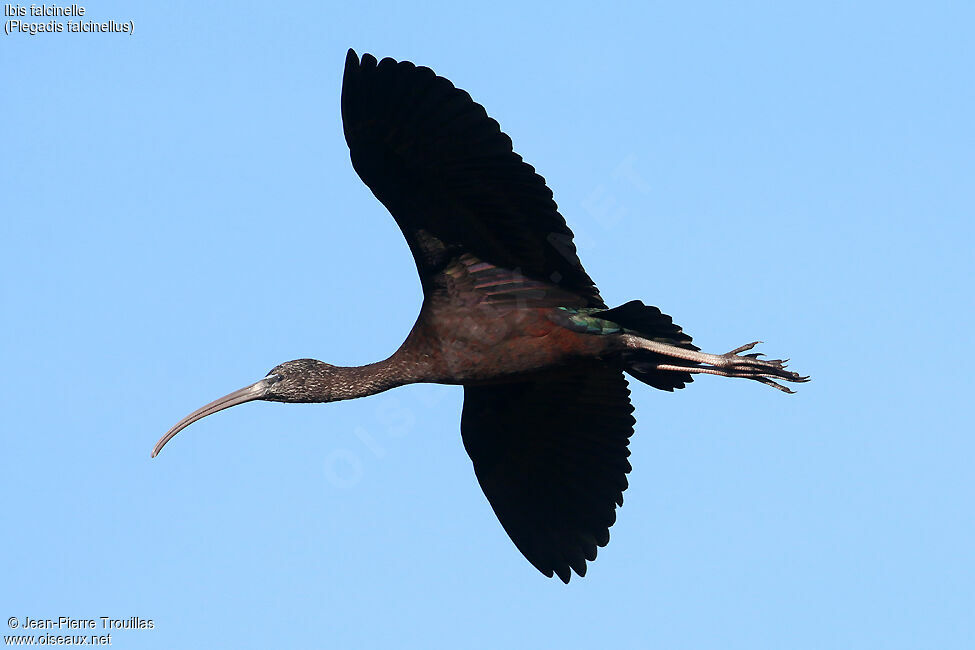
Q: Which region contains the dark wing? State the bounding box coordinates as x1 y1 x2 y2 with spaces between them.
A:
341 49 605 308
461 361 635 582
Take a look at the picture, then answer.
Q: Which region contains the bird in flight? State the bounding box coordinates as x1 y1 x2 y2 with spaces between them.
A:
153 49 808 583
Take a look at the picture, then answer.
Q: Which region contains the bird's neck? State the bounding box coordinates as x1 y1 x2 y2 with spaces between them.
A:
298 337 442 402
326 356 416 402
298 316 440 402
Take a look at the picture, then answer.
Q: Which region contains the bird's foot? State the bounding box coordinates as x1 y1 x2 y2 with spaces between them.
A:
620 333 810 392
707 341 810 393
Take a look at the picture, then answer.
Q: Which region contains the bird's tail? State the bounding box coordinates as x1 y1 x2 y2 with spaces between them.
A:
595 300 699 392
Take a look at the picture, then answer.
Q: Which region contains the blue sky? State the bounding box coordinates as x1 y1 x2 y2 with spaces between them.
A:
3 2 973 648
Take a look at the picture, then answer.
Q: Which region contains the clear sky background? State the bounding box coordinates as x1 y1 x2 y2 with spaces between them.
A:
3 2 973 648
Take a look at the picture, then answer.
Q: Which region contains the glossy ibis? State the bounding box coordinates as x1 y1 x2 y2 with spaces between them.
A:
152 49 808 582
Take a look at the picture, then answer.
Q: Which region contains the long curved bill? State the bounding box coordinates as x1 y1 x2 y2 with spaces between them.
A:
151 378 274 458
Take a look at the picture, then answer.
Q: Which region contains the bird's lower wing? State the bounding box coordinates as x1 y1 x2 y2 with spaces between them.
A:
461 361 635 582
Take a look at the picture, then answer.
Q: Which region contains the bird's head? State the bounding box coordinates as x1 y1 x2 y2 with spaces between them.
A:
263 359 343 403
151 358 339 458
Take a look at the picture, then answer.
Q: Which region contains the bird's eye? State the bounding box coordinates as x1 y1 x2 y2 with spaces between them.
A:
266 373 283 383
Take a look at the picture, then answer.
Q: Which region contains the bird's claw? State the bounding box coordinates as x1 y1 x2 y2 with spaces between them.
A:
726 341 761 355
716 341 809 392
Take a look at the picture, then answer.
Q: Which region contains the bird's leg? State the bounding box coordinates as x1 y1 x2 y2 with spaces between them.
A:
618 335 809 393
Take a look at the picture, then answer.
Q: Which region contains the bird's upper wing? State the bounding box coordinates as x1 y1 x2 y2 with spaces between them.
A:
461 360 635 582
341 49 605 308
